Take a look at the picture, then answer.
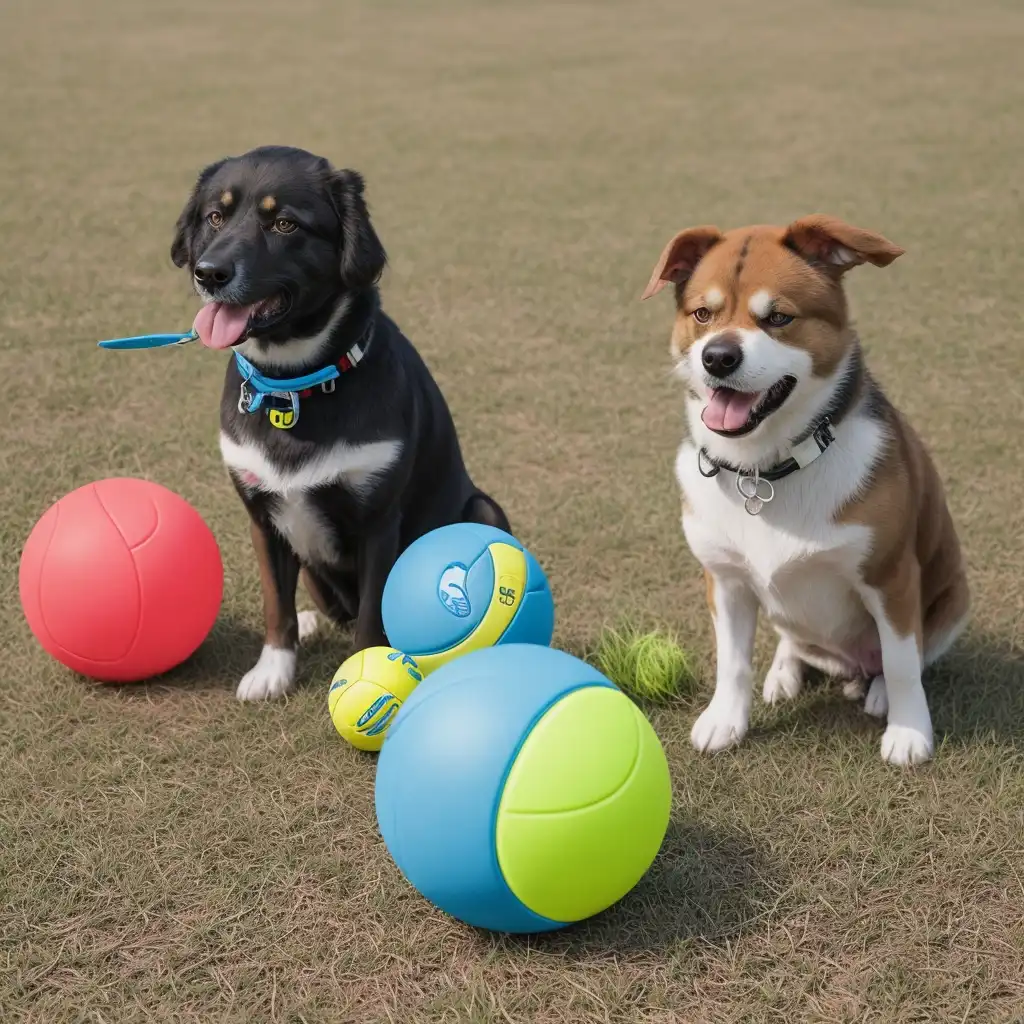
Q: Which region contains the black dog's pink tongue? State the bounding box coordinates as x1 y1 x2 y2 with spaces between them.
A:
193 302 255 350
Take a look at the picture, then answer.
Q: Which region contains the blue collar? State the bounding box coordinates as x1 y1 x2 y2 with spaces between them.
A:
235 318 374 429
96 309 377 431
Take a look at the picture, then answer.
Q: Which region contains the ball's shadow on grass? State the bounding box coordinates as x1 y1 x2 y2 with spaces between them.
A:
495 818 779 955
109 615 355 699
756 632 1024 749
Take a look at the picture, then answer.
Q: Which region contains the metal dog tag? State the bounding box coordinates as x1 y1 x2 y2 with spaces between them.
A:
736 473 775 517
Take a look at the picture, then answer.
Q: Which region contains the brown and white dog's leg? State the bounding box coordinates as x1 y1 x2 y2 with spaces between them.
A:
864 571 970 732
856 557 933 765
237 519 301 701
863 676 889 718
691 572 759 752
762 636 804 705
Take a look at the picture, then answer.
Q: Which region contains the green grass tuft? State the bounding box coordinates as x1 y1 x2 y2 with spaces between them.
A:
590 623 699 703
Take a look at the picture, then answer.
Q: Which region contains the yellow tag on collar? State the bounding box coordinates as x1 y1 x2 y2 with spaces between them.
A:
269 408 296 430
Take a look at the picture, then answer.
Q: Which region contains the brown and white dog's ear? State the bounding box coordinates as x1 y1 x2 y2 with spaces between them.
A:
641 226 722 300
783 215 904 275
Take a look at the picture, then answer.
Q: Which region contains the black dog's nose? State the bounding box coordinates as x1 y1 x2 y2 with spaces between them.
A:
193 259 235 288
702 336 744 379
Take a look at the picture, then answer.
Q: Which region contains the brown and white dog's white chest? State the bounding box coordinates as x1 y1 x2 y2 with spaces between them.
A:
676 412 887 669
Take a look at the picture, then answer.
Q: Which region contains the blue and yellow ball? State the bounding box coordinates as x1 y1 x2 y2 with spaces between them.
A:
382 524 555 675
374 644 672 932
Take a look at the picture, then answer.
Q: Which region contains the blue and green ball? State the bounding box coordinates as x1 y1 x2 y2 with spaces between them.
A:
374 644 672 933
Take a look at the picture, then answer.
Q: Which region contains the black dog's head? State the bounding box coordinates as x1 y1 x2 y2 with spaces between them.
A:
171 146 386 352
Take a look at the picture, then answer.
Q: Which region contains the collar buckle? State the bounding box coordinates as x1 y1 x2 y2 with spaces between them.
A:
238 380 260 414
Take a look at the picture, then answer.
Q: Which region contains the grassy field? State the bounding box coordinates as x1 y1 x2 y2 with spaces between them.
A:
3 0 1023 1020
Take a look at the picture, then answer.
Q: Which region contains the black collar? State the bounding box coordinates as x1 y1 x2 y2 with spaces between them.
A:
699 418 836 482
698 345 863 483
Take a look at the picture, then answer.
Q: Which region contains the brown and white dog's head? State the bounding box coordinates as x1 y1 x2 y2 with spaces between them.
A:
643 216 903 467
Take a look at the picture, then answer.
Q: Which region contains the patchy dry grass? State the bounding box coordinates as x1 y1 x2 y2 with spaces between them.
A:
2 0 1023 1020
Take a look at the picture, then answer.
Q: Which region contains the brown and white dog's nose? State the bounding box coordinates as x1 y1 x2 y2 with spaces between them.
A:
194 259 235 288
702 335 744 379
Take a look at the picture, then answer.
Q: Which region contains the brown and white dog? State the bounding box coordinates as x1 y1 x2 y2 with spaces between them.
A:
643 216 968 765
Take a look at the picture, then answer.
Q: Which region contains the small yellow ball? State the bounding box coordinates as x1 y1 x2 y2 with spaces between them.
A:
328 647 423 751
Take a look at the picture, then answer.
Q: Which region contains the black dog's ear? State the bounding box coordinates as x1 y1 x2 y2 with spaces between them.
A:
170 159 227 268
330 169 387 290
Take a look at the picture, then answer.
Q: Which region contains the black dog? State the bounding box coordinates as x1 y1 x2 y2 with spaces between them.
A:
171 145 509 700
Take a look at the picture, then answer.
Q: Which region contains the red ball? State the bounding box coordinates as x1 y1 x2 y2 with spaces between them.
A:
19 478 223 683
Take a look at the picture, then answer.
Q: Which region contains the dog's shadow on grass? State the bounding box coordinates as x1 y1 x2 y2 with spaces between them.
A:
758 631 1024 750
495 818 780 956
926 633 1024 748
110 614 355 699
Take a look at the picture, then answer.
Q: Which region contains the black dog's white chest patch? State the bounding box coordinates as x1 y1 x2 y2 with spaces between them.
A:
218 432 404 498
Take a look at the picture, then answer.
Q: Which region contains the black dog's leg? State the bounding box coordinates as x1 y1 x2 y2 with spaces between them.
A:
352 520 401 651
301 567 357 629
463 491 511 533
237 518 302 701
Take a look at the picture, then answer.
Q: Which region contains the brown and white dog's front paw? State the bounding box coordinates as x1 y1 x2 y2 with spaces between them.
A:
236 645 297 701
864 676 889 718
691 698 749 753
762 665 802 705
881 723 933 766
842 676 889 717
762 643 803 705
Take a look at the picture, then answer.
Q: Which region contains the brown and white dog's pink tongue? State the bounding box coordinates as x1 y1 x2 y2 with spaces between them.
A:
192 302 255 350
702 388 760 432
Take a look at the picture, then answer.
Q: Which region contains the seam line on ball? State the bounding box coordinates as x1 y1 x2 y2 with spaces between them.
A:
488 682 611 899
128 498 162 551
412 545 492 657
412 543 526 668
500 704 644 815
30 500 62 651
92 484 146 661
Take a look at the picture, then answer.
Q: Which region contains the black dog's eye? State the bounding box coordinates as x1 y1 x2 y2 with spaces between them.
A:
692 307 712 324
273 218 297 234
206 210 224 228
764 311 794 328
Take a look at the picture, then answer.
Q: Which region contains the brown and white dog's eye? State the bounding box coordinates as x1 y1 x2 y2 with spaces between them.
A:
273 218 297 234
764 311 794 328
206 210 224 228
692 307 712 324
